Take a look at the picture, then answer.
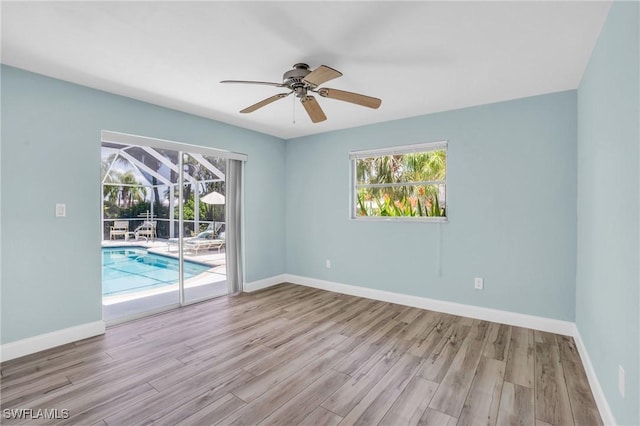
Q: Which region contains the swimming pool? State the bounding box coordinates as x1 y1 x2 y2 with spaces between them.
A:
102 247 211 296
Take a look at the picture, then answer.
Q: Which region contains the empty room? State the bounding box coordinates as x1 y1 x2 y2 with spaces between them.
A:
1 1 638 425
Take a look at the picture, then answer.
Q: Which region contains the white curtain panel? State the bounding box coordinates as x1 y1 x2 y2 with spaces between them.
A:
225 159 244 295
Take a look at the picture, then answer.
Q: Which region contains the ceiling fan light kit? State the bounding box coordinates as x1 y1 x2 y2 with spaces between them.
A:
221 63 382 123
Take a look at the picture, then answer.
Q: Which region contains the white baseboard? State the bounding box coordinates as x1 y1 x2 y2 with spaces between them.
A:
572 326 617 425
0 320 106 363
283 274 575 335
243 274 288 293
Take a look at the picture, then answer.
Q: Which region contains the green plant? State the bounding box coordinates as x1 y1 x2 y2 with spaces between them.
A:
357 191 445 218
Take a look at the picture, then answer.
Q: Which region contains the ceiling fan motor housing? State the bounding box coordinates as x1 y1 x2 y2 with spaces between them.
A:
283 63 312 96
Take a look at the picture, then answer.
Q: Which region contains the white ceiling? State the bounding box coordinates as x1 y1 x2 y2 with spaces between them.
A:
1 1 611 140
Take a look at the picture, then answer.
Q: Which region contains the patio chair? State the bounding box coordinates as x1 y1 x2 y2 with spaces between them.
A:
134 221 157 241
110 221 129 240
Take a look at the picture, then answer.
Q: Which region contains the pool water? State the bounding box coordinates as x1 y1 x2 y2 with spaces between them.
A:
102 247 211 296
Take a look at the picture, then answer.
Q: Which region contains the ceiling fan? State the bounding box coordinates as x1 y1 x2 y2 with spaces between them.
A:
221 63 382 123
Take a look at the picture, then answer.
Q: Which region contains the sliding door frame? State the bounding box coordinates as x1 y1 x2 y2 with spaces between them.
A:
102 131 247 161
101 130 247 323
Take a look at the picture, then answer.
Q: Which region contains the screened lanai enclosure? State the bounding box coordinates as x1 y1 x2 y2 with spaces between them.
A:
102 143 227 241
101 137 233 323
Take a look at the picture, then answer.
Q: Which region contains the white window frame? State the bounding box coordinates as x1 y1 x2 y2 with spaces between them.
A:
349 140 448 222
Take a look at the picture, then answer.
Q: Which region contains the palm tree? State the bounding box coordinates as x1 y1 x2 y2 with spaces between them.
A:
102 153 138 207
119 171 147 208
357 155 404 185
404 150 446 181
103 170 121 205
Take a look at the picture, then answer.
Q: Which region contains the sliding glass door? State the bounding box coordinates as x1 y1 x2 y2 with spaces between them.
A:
102 145 182 322
101 133 242 323
180 152 228 304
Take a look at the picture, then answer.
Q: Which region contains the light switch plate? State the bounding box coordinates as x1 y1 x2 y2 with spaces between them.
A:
474 277 484 290
55 203 66 217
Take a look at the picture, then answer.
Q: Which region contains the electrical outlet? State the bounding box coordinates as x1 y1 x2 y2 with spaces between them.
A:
619 365 625 398
326 259 331 269
474 277 484 290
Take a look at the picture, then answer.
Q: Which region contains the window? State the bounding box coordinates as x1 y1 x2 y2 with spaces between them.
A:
350 141 447 221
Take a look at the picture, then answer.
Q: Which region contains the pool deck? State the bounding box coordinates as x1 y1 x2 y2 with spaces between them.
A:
102 238 226 266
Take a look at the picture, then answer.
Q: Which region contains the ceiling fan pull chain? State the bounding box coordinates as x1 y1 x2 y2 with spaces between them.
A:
292 94 296 125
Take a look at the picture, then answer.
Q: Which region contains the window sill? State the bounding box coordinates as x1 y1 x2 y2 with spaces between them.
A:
351 216 448 223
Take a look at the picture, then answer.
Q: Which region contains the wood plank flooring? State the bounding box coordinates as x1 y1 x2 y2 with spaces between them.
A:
0 283 603 425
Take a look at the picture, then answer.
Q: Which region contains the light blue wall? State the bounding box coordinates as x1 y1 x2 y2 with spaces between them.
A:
576 2 639 425
286 91 577 321
0 65 286 344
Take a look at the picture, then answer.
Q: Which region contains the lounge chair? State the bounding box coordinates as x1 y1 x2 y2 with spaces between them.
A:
166 230 225 253
185 237 225 254
110 221 129 240
165 231 206 251
185 230 225 254
135 221 157 241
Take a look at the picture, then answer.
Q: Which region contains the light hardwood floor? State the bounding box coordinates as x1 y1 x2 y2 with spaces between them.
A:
0 283 602 425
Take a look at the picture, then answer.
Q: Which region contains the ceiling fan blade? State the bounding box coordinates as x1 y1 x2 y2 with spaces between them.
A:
221 80 286 87
302 65 343 87
240 92 291 113
300 95 327 123
318 88 382 109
